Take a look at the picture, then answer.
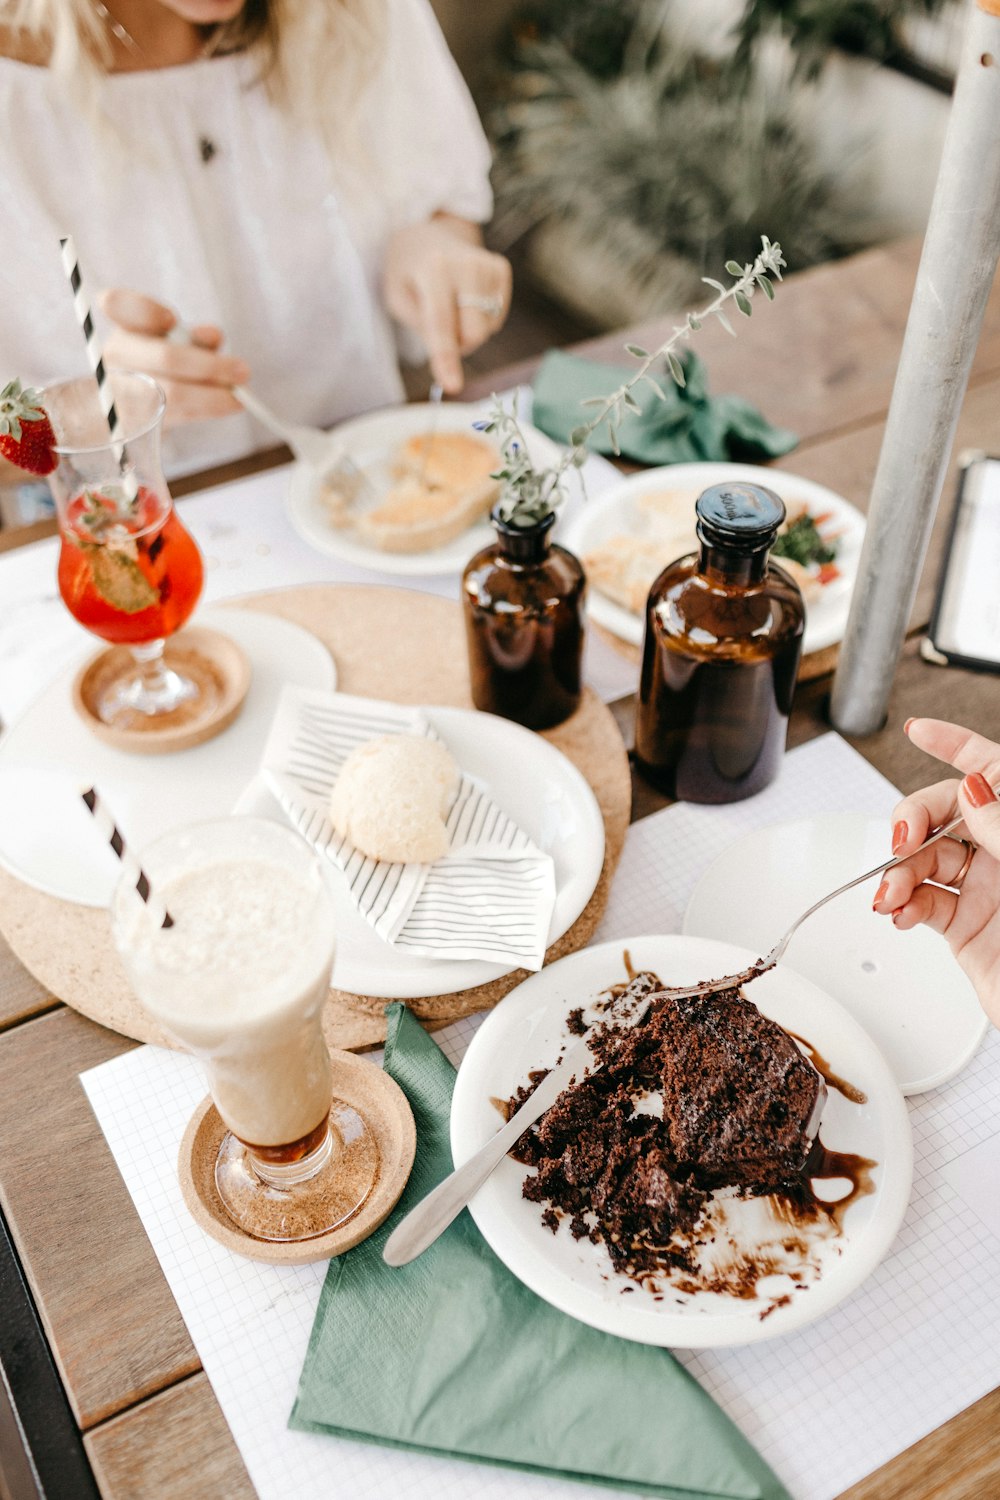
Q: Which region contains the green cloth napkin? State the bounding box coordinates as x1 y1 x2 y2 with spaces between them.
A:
532 348 798 467
291 1004 790 1500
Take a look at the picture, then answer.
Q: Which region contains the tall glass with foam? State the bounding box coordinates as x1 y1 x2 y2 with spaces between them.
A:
111 817 377 1241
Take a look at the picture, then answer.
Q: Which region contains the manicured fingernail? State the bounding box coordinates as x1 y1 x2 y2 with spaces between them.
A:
891 821 908 855
872 880 889 910
962 773 996 809
892 908 905 926
904 718 915 735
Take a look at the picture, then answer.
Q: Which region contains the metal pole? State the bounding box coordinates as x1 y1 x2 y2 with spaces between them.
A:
830 0 1000 735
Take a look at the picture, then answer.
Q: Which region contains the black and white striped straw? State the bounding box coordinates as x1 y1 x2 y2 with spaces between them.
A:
59 234 138 502
81 788 174 930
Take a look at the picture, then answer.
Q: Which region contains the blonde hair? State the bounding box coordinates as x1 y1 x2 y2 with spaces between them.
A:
3 0 387 161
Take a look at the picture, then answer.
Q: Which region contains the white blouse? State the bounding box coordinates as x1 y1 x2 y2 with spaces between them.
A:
0 0 493 473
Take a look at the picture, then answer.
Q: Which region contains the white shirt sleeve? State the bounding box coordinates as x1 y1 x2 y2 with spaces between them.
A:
355 0 494 236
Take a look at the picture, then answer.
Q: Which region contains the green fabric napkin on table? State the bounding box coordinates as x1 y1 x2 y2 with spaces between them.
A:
291 1004 790 1500
531 348 798 467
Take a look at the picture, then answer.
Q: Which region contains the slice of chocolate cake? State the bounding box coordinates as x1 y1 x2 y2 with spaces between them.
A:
656 987 822 1193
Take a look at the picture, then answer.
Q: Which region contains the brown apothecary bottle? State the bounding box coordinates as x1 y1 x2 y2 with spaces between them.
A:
462 507 585 730
634 481 805 803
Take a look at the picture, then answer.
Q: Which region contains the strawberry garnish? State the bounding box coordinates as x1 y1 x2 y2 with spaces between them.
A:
0 379 57 475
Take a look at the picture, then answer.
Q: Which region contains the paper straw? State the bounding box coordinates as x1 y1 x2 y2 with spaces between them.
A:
59 234 138 501
81 787 174 930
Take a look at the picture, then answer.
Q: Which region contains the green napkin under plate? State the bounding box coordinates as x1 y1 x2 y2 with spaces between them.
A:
531 348 798 467
291 1004 790 1500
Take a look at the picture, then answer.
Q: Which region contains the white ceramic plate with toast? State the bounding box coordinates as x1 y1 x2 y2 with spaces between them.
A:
561 462 866 657
285 400 566 576
451 934 913 1348
234 704 606 998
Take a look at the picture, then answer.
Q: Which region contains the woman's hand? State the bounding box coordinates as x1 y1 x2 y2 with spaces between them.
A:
383 215 512 395
873 718 1000 1027
99 289 250 425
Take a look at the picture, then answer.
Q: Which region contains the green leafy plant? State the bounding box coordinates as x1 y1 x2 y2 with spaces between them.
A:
480 237 785 528
489 6 860 329
734 0 950 79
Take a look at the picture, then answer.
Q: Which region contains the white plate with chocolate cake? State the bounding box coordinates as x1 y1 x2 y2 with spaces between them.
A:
286 400 565 575
451 935 912 1347
561 462 866 657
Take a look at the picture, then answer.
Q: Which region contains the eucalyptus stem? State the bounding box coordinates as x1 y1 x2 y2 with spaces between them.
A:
482 235 785 527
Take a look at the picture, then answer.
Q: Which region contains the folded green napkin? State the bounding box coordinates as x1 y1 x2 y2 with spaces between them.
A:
532 348 798 467
291 1003 790 1500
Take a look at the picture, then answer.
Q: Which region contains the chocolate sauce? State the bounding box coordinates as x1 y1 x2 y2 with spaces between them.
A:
789 1031 868 1104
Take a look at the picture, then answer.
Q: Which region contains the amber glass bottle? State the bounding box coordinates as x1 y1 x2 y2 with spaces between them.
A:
462 508 585 730
634 481 804 803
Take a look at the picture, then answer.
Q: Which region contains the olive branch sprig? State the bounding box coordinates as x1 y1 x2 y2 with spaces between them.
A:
479 235 786 527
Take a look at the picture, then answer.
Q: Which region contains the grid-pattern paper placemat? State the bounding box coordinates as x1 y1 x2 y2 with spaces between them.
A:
82 733 1000 1500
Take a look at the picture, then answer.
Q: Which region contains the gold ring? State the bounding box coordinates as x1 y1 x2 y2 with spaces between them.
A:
457 292 504 317
949 837 977 891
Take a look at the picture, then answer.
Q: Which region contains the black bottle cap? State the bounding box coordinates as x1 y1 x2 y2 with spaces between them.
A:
695 482 785 550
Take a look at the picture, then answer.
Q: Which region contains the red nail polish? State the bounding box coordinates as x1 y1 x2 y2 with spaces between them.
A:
963 773 996 809
891 821 908 855
903 718 915 735
873 880 888 910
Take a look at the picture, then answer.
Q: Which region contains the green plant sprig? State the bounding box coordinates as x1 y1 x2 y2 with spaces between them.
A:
482 235 785 527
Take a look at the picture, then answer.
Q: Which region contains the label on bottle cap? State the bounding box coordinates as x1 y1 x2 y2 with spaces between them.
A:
695 482 785 545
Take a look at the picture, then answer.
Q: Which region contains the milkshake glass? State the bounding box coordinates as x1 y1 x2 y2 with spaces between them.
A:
111 817 377 1241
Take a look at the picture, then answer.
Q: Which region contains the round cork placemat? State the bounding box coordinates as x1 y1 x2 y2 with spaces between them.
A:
71 625 252 753
0 584 631 1050
179 1051 416 1264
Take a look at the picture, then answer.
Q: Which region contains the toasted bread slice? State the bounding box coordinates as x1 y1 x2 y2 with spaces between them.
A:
395 431 498 490
354 475 499 553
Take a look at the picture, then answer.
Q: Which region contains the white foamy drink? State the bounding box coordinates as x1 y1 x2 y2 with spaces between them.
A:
115 852 335 1148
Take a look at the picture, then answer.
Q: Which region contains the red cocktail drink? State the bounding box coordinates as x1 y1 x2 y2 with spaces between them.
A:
58 485 203 644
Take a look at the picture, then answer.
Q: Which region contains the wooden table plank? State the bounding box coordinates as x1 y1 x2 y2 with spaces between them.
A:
0 929 56 1031
84 1375 254 1500
467 239 1000 445
0 1010 199 1429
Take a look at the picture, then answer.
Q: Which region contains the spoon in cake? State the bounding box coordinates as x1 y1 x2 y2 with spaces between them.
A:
657 804 988 1002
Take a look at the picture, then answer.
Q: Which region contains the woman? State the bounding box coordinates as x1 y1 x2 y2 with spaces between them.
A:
0 0 511 473
874 717 1000 1030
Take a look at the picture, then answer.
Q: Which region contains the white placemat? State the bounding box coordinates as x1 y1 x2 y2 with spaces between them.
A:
81 732 1000 1500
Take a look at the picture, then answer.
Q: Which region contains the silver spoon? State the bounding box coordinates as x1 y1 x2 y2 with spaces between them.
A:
653 803 987 1003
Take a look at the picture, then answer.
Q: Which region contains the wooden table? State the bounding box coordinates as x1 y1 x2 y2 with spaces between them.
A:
2 238 1000 1500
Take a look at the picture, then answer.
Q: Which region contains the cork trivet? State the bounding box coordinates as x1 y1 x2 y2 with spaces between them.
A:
71 626 251 752
0 584 630 1050
178 1051 416 1265
592 619 838 684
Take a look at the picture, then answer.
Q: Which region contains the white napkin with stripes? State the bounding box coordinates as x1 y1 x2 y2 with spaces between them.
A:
261 688 557 968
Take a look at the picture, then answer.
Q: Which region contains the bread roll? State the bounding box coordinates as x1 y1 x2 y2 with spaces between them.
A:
329 734 459 864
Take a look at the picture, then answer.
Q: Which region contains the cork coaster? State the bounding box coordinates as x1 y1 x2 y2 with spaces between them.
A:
178 1051 416 1265
0 584 630 1050
71 625 251 753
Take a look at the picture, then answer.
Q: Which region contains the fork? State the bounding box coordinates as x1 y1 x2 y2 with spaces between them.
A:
659 805 985 1001
232 384 374 496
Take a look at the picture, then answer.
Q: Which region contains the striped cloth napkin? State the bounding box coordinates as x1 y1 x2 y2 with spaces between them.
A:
261 688 556 968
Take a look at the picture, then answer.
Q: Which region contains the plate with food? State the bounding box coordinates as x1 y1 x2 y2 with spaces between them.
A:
285 400 565 575
235 703 606 998
451 935 912 1347
562 462 866 657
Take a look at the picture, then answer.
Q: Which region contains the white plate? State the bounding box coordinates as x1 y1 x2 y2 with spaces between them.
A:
235 705 605 998
683 814 988 1095
285 400 565 576
451 934 912 1348
0 609 336 908
562 461 866 656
